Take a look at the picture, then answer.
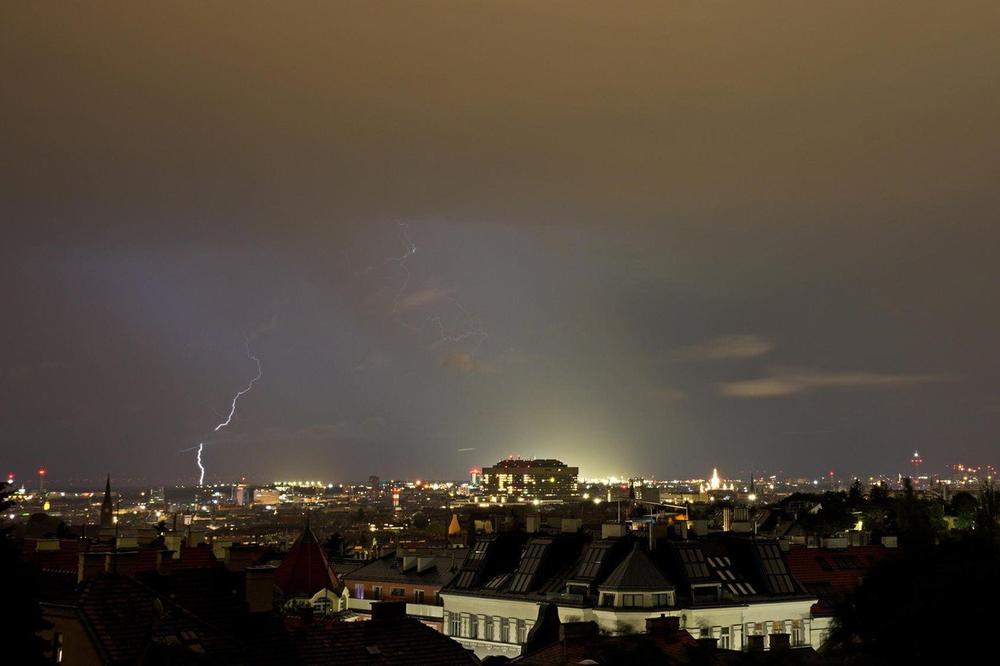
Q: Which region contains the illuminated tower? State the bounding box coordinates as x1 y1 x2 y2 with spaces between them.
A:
911 451 923 479
37 468 46 494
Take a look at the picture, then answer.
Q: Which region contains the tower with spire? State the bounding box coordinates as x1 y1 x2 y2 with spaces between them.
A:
98 475 115 540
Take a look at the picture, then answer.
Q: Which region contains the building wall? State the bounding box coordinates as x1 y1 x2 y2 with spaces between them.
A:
480 461 579 500
559 598 823 650
443 591 827 656
347 598 445 631
348 579 442 606
440 593 542 660
39 606 103 666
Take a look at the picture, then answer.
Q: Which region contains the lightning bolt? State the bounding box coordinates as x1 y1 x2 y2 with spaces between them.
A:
366 223 490 359
212 345 262 433
430 298 488 354
364 222 417 313
196 444 205 486
390 223 417 313
184 341 263 485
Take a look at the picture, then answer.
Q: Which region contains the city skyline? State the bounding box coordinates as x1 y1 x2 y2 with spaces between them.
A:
4 3 1000 484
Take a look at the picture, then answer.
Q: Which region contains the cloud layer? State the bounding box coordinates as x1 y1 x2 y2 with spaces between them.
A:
720 369 956 398
671 335 773 362
440 352 497 375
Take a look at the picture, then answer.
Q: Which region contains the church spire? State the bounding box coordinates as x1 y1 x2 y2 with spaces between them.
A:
100 474 114 530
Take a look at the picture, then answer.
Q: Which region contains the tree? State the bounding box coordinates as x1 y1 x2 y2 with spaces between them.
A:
826 535 1000 664
799 491 855 535
323 532 345 558
977 480 1000 541
949 491 978 531
895 478 945 548
410 512 430 529
847 479 865 508
0 483 51 664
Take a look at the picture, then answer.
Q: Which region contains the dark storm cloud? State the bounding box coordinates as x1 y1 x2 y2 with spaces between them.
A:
2 2 999 482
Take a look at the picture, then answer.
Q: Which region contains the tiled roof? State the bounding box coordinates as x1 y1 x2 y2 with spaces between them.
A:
71 574 240 664
786 544 892 615
342 553 458 588
600 543 675 591
289 616 479 665
175 542 219 569
275 522 341 597
17 537 83 572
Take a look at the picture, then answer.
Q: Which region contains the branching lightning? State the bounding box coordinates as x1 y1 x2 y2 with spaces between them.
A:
430 298 488 354
367 223 490 358
366 222 417 313
183 341 263 485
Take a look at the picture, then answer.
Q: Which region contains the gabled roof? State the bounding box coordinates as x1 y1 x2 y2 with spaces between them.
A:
599 544 674 592
275 519 341 597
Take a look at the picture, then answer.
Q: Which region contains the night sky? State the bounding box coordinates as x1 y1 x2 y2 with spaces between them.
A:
3 3 999 485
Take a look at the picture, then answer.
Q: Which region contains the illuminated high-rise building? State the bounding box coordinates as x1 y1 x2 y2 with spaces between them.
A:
480 458 578 501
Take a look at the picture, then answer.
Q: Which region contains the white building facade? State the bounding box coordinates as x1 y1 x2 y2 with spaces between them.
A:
441 592 831 659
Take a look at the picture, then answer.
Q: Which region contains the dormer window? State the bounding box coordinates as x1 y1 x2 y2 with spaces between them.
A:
620 593 644 607
651 591 674 607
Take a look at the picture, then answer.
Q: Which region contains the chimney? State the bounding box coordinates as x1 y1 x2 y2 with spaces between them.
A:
559 621 599 642
78 552 108 583
645 614 679 636
747 635 765 652
697 637 718 651
601 523 626 539
770 633 791 650
245 565 277 613
692 519 709 537
525 514 541 534
371 601 407 621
